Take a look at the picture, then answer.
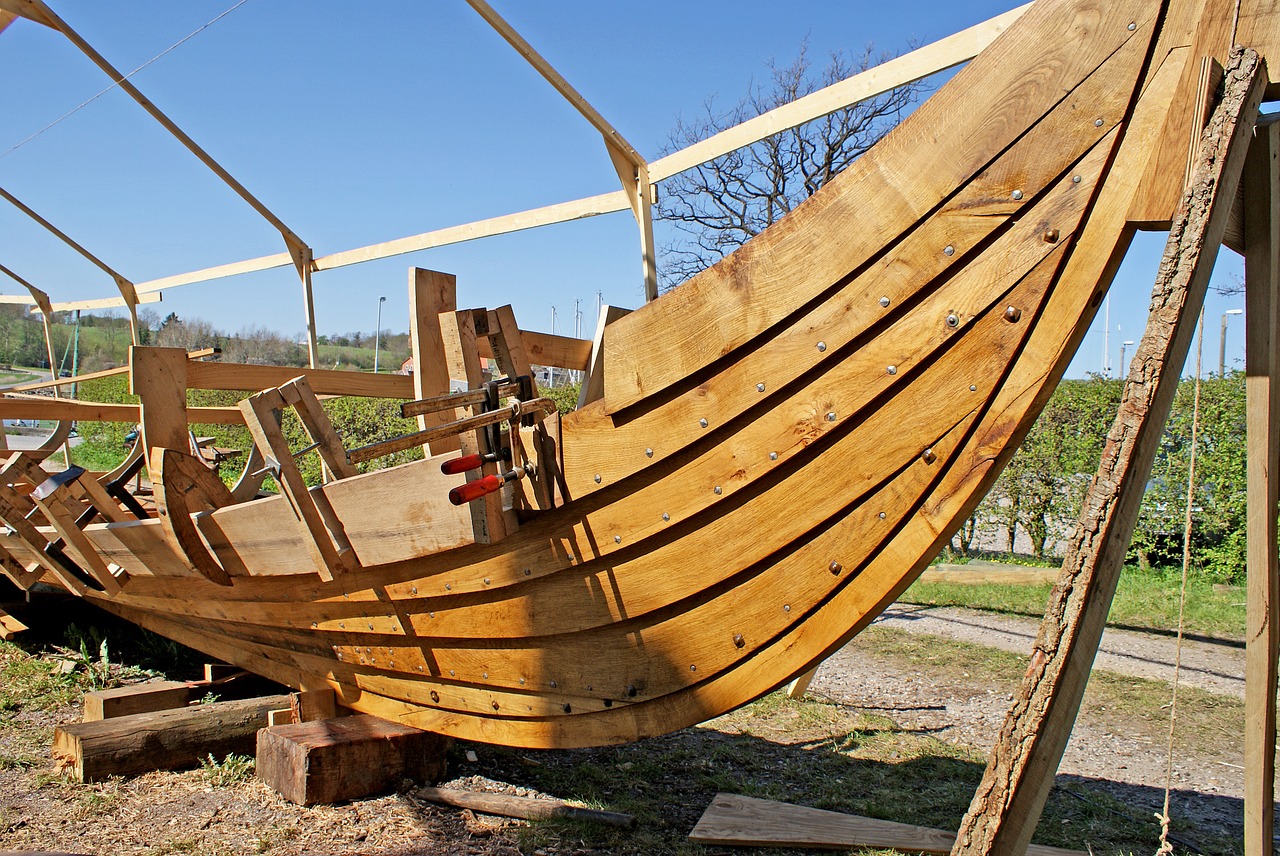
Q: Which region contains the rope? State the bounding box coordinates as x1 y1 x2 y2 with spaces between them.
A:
1155 309 1206 856
0 0 252 162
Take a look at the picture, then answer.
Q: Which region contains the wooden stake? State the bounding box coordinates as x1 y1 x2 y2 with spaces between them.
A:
1242 116 1280 856
952 48 1265 856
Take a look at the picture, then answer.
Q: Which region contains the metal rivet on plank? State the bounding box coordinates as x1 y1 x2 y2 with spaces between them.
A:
713 486 722 495
886 365 898 375
428 612 435 618
614 535 622 543
878 512 887 520
550 680 557 688
1043 229 1059 243
733 633 745 648
311 622 318 628
524 568 531 575
1127 21 1136 30
449 669 456 676
1072 175 1082 184
645 448 653 457
829 561 843 575
410 586 418 594
970 384 978 392
817 341 827 352
769 451 778 461
492 701 500 710
1005 305 1023 322
594 473 602 483
699 418 709 428
690 664 697 672
445 584 451 591
879 296 891 307
1011 189 1023 200
783 604 791 612
662 512 670 522
923 448 937 464
756 382 766 392
946 313 959 328
826 412 837 422
1094 118 1105 127
482 672 488 679
483 578 490 585
430 690 440 703
943 245 955 256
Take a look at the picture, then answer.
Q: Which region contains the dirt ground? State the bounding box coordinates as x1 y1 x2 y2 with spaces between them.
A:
0 601 1259 855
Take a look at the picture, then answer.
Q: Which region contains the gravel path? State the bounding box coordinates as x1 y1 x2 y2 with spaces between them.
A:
875 603 1246 698
805 604 1255 845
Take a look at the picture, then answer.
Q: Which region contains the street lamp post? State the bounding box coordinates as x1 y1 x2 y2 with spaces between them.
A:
1220 308 1243 377
1120 340 1135 377
373 296 387 373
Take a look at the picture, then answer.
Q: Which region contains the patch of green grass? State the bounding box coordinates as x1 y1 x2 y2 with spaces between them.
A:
198 752 255 787
903 566 1245 640
0 640 85 712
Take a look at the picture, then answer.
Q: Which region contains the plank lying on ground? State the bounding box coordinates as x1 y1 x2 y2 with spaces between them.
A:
688 793 1083 855
257 714 448 805
83 680 199 722
417 786 636 828
53 693 291 782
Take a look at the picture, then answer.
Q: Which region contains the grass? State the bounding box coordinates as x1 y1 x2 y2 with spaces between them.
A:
903 566 1246 640
198 753 256 787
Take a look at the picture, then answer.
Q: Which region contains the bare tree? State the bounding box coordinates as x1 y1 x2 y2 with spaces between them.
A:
656 42 921 288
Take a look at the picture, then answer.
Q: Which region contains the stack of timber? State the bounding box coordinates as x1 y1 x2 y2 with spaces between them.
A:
0 0 1276 767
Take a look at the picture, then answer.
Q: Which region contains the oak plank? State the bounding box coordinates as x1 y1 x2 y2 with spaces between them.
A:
409 268 460 456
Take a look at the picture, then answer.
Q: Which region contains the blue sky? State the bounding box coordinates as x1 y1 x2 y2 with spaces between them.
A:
0 1 1249 377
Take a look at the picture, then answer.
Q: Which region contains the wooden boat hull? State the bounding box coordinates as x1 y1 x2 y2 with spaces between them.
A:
5 0 1275 749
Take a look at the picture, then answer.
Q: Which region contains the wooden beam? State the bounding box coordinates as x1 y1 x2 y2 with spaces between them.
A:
129 347 190 466
464 0 645 171
0 396 243 425
10 348 218 393
185 361 413 398
0 185 140 338
952 48 1265 856
409 268 460 456
133 251 294 294
15 0 310 268
577 305 631 408
647 4 1031 182
440 309 506 544
691 794 1081 856
53 693 292 782
1242 117 1280 856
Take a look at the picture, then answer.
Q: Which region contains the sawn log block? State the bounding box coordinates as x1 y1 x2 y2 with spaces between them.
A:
256 714 449 805
53 693 291 782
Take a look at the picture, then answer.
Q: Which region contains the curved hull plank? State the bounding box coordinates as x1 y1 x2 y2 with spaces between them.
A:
51 0 1278 751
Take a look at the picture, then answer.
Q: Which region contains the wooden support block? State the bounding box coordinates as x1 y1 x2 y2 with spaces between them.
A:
784 667 817 700
53 693 292 782
256 714 449 805
690 793 1083 856
204 663 243 683
267 708 294 727
0 606 26 640
290 688 337 723
83 680 197 722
